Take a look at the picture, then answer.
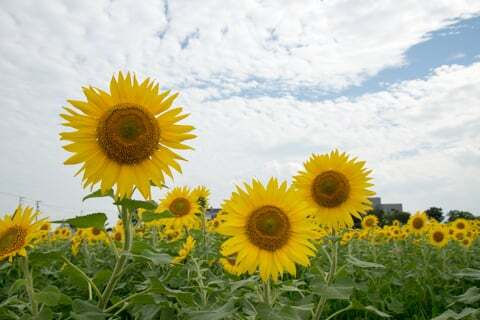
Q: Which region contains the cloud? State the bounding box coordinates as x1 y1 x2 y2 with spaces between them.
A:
0 1 479 222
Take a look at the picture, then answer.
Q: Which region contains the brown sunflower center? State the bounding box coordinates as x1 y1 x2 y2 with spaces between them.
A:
92 228 101 236
97 104 160 164
246 206 290 251
40 224 49 231
311 171 350 208
456 222 465 229
365 218 374 227
114 232 122 241
169 198 191 217
432 231 444 243
412 218 424 229
0 226 27 256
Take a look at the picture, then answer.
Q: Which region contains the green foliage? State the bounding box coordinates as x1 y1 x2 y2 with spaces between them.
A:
426 207 444 222
1 231 480 319
53 213 107 229
447 210 476 222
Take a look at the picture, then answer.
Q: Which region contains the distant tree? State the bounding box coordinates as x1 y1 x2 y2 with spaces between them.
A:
384 209 410 225
425 207 444 222
352 208 385 228
447 210 475 222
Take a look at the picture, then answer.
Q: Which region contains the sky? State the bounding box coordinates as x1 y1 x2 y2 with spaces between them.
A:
0 0 479 223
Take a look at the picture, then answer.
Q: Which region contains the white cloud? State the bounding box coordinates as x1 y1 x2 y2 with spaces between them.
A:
0 1 479 222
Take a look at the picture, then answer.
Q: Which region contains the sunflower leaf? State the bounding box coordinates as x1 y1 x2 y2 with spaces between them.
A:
82 189 114 201
142 210 174 222
346 255 385 269
115 199 157 211
53 213 107 229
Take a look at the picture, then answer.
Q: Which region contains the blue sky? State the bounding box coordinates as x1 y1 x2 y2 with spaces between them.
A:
0 1 479 223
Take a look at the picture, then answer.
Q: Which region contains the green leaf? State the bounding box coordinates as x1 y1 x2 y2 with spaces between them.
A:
431 307 479 320
149 278 194 305
34 286 72 307
38 307 53 320
135 250 172 266
142 210 174 222
70 299 108 320
454 287 480 305
8 279 26 295
82 189 114 201
93 269 112 290
185 300 236 320
364 305 391 318
454 269 480 281
28 250 63 267
115 198 157 210
53 213 107 229
346 255 385 269
311 283 353 300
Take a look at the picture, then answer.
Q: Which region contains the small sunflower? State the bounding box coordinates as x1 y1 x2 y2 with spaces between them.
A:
453 218 469 231
293 150 374 229
428 226 448 248
408 212 428 234
192 185 210 208
157 186 200 229
219 178 318 282
87 227 106 243
60 72 196 199
0 207 45 262
362 215 378 229
172 235 195 264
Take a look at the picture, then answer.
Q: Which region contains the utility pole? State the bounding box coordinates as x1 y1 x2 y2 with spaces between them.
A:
35 200 41 221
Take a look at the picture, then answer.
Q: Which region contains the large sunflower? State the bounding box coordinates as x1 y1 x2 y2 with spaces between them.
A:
0 207 44 262
60 72 195 199
157 186 201 229
218 178 318 282
293 150 374 229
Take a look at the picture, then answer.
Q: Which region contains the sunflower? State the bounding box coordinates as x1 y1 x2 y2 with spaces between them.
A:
453 218 469 231
87 227 106 243
172 235 195 264
428 226 448 248
218 178 318 282
192 185 210 209
39 221 51 233
293 150 374 229
157 186 200 230
219 256 240 275
60 72 196 199
408 212 428 234
0 207 45 262
362 215 378 229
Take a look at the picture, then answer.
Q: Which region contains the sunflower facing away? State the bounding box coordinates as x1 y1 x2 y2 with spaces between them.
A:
293 150 374 229
0 207 45 262
218 178 318 282
172 235 196 264
60 72 196 199
157 186 201 230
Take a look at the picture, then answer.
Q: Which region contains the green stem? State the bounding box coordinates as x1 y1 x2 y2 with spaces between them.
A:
104 289 151 313
262 279 273 306
324 302 353 320
98 205 134 310
192 257 207 306
19 255 38 318
61 256 102 299
201 207 208 260
313 239 338 320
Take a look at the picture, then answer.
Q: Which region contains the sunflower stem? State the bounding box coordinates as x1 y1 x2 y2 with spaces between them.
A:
192 257 208 306
19 255 39 318
98 204 134 310
313 237 338 320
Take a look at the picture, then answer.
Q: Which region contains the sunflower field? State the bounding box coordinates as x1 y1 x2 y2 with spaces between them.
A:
1 73 480 320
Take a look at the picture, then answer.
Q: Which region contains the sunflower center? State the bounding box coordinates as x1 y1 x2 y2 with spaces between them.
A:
92 228 101 236
0 226 27 256
412 218 423 229
365 218 374 227
311 171 350 208
169 198 191 217
97 104 160 165
114 232 122 241
456 222 465 229
41 224 49 231
246 206 290 251
433 231 444 243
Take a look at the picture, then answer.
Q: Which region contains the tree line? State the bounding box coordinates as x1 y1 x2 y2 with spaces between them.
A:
353 207 478 228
